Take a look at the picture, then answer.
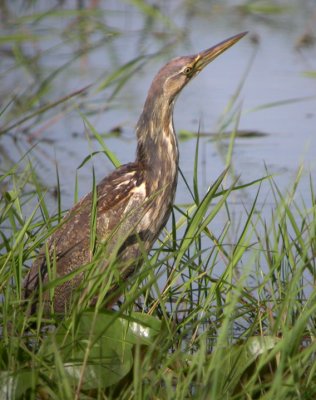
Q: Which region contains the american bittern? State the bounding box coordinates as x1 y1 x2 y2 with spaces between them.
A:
24 32 246 314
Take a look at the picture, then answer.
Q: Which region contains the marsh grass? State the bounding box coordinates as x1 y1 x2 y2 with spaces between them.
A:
1 1 316 399
1 121 316 398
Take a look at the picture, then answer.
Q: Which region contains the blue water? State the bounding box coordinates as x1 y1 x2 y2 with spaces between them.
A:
1 0 316 232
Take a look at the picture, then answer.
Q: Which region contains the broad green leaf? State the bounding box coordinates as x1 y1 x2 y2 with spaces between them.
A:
0 370 38 400
40 311 161 390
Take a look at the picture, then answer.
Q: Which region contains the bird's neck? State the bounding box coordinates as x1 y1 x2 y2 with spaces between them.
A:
135 97 179 195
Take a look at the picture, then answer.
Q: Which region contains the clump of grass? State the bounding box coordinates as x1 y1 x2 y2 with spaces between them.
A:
1 123 316 398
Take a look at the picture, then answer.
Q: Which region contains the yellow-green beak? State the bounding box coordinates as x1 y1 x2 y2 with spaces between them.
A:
194 32 247 71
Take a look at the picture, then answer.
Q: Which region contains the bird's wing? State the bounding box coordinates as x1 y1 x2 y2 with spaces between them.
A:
23 162 146 299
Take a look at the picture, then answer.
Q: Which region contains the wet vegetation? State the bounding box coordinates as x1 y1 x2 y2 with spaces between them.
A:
1 1 316 399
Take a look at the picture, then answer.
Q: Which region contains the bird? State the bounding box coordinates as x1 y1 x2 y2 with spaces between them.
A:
23 32 247 315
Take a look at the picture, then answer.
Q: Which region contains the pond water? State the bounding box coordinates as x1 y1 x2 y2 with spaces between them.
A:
1 0 316 228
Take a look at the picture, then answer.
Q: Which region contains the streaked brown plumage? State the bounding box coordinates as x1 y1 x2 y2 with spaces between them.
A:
23 32 246 314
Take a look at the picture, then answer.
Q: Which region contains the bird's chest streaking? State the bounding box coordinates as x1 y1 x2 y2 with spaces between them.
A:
144 132 178 233
135 107 179 234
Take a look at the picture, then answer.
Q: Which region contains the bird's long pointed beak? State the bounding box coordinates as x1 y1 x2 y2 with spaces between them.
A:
194 32 247 71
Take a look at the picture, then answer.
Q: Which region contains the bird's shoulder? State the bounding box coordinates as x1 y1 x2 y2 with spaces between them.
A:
97 162 146 210
51 162 146 240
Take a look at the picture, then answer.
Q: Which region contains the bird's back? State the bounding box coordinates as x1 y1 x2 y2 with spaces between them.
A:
23 162 156 313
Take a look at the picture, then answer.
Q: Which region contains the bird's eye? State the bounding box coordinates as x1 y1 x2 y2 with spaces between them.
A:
183 66 193 75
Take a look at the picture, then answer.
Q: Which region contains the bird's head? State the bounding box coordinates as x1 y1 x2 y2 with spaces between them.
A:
149 32 247 104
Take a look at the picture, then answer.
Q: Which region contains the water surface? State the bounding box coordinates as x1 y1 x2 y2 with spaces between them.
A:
1 0 315 225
